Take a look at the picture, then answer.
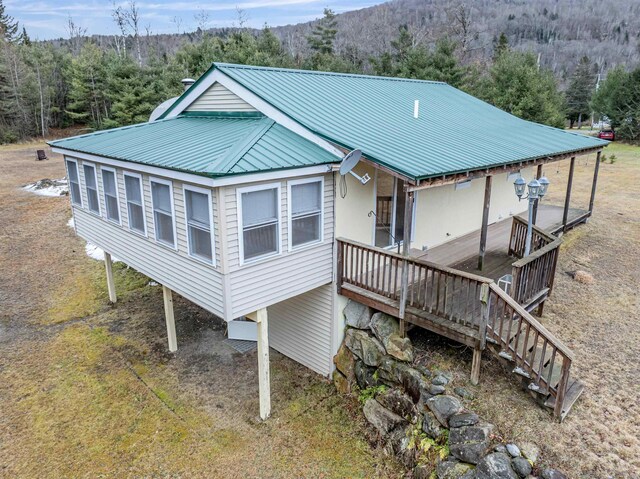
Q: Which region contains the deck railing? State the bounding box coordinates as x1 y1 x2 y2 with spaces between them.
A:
508 216 556 257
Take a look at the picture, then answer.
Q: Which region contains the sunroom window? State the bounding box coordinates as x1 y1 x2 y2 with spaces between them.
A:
82 163 100 214
290 178 323 248
124 173 146 235
185 186 214 263
239 185 280 262
150 179 176 248
66 159 82 206
101 168 120 223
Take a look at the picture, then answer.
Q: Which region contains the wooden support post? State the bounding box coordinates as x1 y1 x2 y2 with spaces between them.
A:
399 190 415 320
532 164 543 224
256 308 271 420
478 175 492 271
562 157 576 232
588 150 602 216
471 283 490 385
104 252 117 303
162 285 177 353
471 347 482 386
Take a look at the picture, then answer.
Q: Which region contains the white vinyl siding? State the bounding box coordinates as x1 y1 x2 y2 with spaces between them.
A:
82 163 100 214
66 159 82 206
184 185 215 265
124 173 146 235
101 167 120 224
150 178 176 249
186 82 257 112
288 177 323 250
237 183 281 264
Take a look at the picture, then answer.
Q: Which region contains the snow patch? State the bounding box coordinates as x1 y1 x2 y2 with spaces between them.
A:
85 243 120 263
23 178 69 197
67 217 75 228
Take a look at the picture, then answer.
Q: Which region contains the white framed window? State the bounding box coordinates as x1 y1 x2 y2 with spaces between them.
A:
237 183 281 264
82 162 100 215
65 158 82 207
184 184 215 265
288 177 324 250
100 166 121 224
150 177 176 249
124 172 147 236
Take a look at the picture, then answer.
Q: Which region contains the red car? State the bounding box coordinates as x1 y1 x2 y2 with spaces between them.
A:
597 129 615 141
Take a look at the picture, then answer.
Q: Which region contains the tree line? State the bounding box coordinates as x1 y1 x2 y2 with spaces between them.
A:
1 3 638 144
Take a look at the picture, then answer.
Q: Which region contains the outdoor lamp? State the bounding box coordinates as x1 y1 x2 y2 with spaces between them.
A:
538 176 550 198
514 177 526 199
527 179 541 199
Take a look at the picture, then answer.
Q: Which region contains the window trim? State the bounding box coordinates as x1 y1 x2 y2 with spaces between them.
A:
237 182 282 266
100 165 121 226
183 184 216 266
65 157 82 207
149 176 177 250
82 161 101 216
287 176 324 252
123 171 147 237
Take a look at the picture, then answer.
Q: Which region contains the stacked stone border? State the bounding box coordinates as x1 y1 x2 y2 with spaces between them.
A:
333 300 568 479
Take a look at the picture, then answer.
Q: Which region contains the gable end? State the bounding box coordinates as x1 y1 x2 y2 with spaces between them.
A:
186 82 257 113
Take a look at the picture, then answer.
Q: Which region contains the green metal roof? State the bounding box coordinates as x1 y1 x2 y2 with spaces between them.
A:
208 63 607 181
48 114 339 178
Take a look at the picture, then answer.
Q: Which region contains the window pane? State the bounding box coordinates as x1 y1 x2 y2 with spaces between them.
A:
292 214 321 246
70 182 81 206
155 211 174 245
186 189 210 227
128 203 145 233
83 165 96 189
292 181 321 215
106 195 119 222
243 223 277 260
125 176 142 204
242 188 278 226
66 160 78 182
87 189 100 213
189 225 212 261
151 182 171 213
102 170 117 195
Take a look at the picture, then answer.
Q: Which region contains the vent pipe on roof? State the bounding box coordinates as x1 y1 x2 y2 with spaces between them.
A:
181 78 195 91
414 100 419 119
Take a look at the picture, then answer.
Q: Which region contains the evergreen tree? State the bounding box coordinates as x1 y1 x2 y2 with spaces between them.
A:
307 9 338 55
493 33 509 59
0 0 17 41
565 56 595 127
591 66 640 140
66 43 110 128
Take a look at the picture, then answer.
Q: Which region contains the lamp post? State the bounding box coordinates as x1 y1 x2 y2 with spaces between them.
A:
514 175 550 256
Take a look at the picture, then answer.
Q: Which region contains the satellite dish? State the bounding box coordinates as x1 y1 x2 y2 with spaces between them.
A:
339 149 370 184
149 96 179 122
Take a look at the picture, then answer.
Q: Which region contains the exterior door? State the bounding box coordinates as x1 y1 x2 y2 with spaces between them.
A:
375 173 406 249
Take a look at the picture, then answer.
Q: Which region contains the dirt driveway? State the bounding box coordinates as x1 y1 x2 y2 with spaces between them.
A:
0 143 399 478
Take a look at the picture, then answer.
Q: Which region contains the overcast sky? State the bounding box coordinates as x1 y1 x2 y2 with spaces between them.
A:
8 0 381 40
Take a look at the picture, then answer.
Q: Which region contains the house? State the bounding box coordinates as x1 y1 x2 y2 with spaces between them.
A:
49 63 607 421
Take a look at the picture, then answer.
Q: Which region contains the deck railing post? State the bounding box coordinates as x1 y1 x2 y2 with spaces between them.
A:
554 359 571 421
562 156 576 233
398 191 415 320
479 283 490 350
336 240 344 295
588 150 602 217
532 164 543 224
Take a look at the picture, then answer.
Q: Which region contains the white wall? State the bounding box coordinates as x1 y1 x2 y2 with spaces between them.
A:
186 82 257 112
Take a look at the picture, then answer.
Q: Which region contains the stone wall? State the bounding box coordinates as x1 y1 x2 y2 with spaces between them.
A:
333 300 568 479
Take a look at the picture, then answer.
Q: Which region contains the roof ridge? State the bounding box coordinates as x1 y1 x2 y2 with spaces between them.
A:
214 62 448 85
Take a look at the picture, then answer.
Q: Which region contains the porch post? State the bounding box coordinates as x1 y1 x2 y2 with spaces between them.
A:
531 164 543 224
588 150 602 216
255 307 271 420
478 175 492 271
398 190 415 326
562 156 576 232
104 252 117 303
162 285 177 352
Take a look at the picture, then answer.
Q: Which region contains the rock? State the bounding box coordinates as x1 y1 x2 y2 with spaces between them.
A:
370 312 414 362
436 460 475 479
475 453 518 479
388 426 415 468
415 365 433 378
494 445 507 454
449 412 479 428
426 395 463 427
432 374 449 386
333 343 356 382
363 399 408 436
512 457 533 478
506 443 521 458
354 360 380 389
429 384 446 395
449 423 494 464
519 442 540 464
413 464 430 479
344 300 373 329
454 387 475 400
344 329 385 367
333 370 350 394
377 388 416 420
422 411 445 440
379 358 429 401
541 469 567 479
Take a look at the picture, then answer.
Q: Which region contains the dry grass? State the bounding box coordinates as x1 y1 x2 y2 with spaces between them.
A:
0 144 400 479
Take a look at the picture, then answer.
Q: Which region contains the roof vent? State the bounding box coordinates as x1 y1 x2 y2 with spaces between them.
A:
414 100 419 119
181 78 196 91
